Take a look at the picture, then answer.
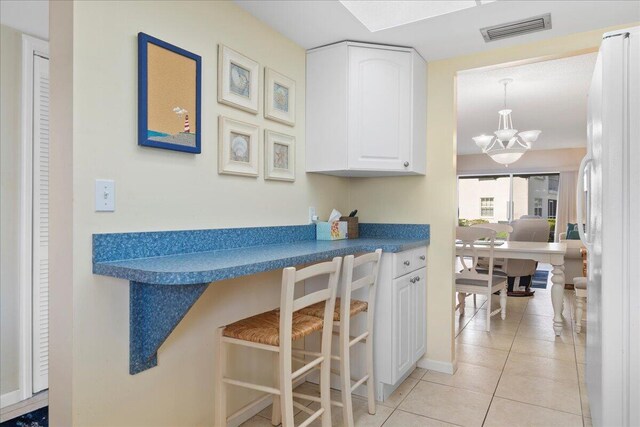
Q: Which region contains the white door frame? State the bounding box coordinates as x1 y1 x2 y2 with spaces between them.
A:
2 34 50 409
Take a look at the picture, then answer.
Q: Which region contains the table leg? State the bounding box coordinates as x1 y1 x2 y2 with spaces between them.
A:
551 263 565 336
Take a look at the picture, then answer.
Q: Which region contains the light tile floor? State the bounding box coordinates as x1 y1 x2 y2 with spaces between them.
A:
242 274 590 426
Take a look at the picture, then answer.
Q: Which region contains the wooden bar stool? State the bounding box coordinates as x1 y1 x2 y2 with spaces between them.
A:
297 249 382 427
214 257 342 427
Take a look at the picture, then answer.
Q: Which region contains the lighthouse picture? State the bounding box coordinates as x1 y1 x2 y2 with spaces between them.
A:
140 32 201 153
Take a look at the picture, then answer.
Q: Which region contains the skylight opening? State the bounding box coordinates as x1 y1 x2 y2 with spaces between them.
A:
340 0 496 33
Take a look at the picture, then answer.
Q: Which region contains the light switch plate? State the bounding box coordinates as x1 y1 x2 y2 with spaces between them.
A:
95 179 115 212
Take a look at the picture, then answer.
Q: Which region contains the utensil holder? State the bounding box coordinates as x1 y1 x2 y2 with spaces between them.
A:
340 216 359 239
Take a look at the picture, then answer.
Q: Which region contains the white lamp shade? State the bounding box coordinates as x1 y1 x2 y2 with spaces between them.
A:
472 135 494 151
488 148 526 165
494 128 518 142
518 130 541 143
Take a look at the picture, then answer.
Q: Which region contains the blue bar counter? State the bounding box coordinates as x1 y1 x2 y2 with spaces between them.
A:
92 223 429 374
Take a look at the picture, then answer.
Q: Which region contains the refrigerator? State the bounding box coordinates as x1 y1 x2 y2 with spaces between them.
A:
578 26 639 427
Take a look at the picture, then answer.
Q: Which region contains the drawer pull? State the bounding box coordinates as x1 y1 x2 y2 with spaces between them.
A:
404 260 411 266
419 255 426 261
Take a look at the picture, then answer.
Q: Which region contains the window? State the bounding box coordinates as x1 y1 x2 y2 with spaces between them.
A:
548 199 557 219
534 198 543 217
480 197 494 217
548 175 559 193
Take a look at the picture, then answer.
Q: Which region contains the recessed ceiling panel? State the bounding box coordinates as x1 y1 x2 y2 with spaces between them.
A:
340 0 495 32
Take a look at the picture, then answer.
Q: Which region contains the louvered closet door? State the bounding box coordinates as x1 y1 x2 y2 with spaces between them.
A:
32 55 49 392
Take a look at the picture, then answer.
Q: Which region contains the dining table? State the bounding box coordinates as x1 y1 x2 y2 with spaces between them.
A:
455 241 568 336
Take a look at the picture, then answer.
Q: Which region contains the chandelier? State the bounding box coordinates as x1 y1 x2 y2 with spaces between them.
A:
472 78 541 166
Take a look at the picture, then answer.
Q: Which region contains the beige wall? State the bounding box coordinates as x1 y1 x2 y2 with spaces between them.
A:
1 23 23 397
458 147 587 175
348 25 633 368
51 1 347 425
49 1 638 423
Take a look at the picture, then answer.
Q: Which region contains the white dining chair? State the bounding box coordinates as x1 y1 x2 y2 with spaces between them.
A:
456 226 508 331
470 223 513 305
298 249 382 427
214 257 342 427
573 276 587 333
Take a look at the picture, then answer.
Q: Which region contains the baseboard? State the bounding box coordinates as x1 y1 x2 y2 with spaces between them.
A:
1 390 22 411
228 395 273 427
227 377 306 427
417 357 457 375
1 390 48 423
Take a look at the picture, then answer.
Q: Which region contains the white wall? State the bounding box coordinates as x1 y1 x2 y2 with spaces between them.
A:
0 0 48 40
50 1 348 425
0 23 23 399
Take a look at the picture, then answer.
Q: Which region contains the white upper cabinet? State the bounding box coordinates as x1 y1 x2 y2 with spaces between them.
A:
306 42 426 177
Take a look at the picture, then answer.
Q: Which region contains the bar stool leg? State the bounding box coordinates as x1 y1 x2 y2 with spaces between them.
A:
214 327 227 427
271 352 281 426
279 349 295 427
365 334 376 415
340 321 354 427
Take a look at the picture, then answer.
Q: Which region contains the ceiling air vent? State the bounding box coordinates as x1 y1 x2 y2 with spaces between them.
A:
480 13 552 42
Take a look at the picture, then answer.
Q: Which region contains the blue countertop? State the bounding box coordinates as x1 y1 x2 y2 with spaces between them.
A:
93 237 427 285
93 223 429 285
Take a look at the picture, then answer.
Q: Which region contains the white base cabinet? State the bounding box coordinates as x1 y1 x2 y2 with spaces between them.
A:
374 247 427 400
306 42 427 177
303 246 427 402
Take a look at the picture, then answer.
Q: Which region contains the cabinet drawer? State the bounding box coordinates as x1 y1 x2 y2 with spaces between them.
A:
392 247 426 278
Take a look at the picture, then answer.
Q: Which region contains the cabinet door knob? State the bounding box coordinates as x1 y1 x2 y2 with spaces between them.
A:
419 255 426 260
404 161 410 167
404 260 411 266
410 277 416 283
415 276 420 282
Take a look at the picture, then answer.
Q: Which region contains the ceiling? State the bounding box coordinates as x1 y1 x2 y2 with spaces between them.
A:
0 0 49 40
456 52 598 155
234 0 639 61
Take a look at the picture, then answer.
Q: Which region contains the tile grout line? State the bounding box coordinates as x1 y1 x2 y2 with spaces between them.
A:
480 293 529 426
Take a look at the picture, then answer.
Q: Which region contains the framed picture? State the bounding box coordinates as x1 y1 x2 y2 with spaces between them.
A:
264 130 295 182
218 45 259 114
138 32 201 153
218 116 259 177
264 68 295 126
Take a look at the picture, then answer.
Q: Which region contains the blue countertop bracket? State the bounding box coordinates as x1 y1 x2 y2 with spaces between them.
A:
129 281 209 374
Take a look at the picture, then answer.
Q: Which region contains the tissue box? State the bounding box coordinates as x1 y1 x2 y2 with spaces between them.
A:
316 221 348 240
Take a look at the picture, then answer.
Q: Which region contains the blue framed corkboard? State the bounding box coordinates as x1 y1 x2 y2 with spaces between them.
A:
138 33 202 153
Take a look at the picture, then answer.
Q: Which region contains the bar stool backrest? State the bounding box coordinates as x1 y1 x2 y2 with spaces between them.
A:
340 249 382 327
279 257 342 378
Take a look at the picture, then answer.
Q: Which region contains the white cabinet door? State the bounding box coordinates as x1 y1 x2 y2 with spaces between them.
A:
393 274 412 382
411 268 426 361
348 46 412 171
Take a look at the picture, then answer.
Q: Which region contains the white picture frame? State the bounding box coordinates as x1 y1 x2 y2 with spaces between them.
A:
264 68 295 126
264 130 295 182
218 116 259 177
218 45 259 114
